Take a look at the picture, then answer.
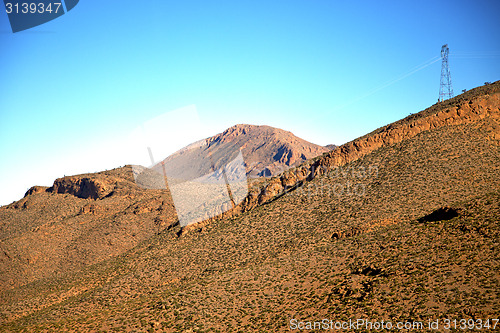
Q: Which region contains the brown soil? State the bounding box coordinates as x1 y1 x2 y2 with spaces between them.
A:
0 81 499 332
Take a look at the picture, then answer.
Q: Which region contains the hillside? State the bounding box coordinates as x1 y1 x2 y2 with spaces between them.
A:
0 167 178 291
0 124 329 291
0 81 499 332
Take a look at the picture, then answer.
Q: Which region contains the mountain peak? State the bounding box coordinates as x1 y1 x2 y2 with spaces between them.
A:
164 123 330 178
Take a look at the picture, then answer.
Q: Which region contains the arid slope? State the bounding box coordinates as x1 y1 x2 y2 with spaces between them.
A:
0 81 499 332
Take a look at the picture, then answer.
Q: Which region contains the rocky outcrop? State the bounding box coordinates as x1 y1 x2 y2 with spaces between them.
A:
179 82 500 235
24 186 49 197
49 176 114 199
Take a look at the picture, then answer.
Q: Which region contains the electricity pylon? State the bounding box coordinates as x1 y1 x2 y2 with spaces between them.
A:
439 44 453 102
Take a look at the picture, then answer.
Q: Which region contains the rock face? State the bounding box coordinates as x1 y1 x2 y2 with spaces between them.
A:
50 177 113 199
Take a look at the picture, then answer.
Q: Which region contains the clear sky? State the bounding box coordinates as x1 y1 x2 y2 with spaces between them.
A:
1 0 499 205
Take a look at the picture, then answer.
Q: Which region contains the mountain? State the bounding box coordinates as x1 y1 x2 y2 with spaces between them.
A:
0 124 329 292
136 124 331 227
1 81 499 331
155 124 331 179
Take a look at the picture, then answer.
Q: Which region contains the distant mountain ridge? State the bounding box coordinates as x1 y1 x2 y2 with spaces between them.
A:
156 124 331 179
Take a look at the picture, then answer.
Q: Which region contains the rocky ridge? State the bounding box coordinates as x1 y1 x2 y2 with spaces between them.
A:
180 81 500 233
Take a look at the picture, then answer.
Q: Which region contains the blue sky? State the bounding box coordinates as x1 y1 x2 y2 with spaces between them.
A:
1 0 499 205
